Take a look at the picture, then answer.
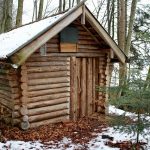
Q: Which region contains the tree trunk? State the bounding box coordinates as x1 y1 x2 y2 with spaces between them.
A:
16 0 24 27
38 0 44 20
32 0 38 21
63 0 66 11
59 0 63 13
76 0 80 4
0 0 13 33
107 0 111 34
118 0 126 97
125 0 138 56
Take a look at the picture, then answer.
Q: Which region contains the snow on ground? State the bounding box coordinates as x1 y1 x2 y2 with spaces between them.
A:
0 106 150 150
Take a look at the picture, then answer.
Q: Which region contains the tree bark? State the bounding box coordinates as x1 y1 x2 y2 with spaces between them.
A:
16 0 24 27
117 0 126 97
125 0 138 56
0 0 13 33
38 0 44 20
59 0 63 13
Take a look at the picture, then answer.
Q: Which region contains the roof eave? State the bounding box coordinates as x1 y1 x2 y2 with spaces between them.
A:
84 6 127 64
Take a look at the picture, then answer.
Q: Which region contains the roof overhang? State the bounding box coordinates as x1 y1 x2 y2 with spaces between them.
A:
7 1 127 67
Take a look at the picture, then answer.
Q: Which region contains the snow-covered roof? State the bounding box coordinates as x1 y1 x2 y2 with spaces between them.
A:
0 14 63 58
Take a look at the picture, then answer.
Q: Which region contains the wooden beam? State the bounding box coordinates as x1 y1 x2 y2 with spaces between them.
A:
36 52 107 57
81 5 85 25
85 8 126 63
10 7 83 66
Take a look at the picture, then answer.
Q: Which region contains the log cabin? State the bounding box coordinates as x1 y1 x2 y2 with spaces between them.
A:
0 2 127 130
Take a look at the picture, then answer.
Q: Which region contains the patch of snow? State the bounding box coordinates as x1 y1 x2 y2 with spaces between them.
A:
0 14 63 58
11 64 19 69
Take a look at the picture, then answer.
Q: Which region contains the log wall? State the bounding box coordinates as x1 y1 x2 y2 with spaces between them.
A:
0 64 21 125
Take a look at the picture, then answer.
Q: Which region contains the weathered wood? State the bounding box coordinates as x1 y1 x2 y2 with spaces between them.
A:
30 115 69 128
0 98 13 110
28 56 70 62
28 77 70 86
22 115 29 122
80 58 86 117
60 43 77 52
76 58 81 118
28 92 70 103
26 66 70 73
28 87 70 97
28 97 69 108
78 45 100 50
70 57 77 120
81 5 85 25
87 58 93 115
28 82 70 91
20 106 28 115
39 52 107 57
21 121 30 130
28 103 69 116
29 109 69 122
92 58 96 112
26 61 70 67
28 71 70 79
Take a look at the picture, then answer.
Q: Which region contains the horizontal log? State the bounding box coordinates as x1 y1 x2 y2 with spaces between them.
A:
7 75 18 81
28 71 70 79
21 121 30 130
29 109 69 122
0 79 9 86
26 66 70 73
78 45 100 50
12 118 20 125
28 56 70 62
79 31 90 36
26 61 70 67
79 35 93 40
47 38 59 43
28 82 70 91
28 77 70 86
78 40 98 45
42 53 108 57
22 115 29 122
9 80 19 88
28 92 70 103
0 69 15 74
0 98 13 110
30 115 69 128
28 97 69 108
0 92 11 101
0 84 11 92
28 103 69 116
28 87 70 98
46 48 59 52
20 106 28 115
0 86 19 95
46 43 59 48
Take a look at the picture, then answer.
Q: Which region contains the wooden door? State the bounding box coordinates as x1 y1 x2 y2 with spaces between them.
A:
70 57 99 120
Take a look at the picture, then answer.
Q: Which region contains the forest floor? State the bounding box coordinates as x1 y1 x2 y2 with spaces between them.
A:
0 106 150 150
